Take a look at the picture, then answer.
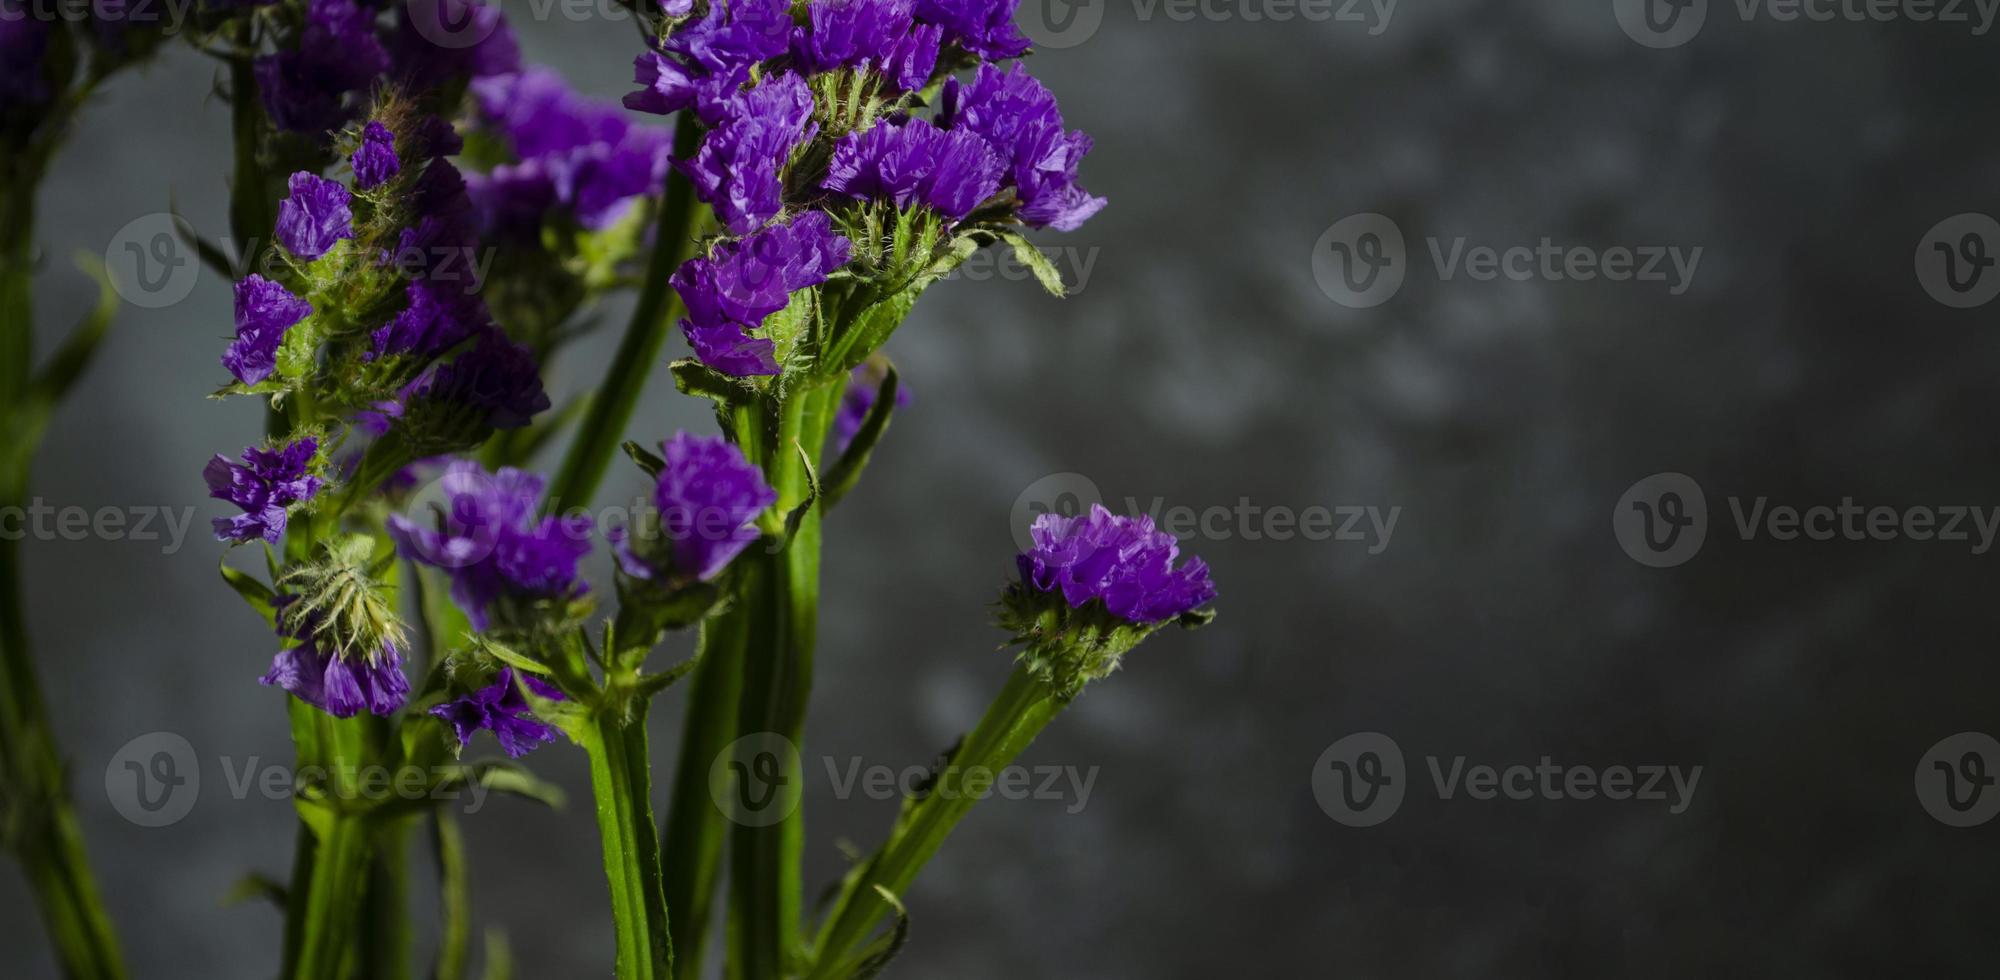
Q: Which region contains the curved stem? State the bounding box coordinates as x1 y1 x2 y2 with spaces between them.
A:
584 701 674 979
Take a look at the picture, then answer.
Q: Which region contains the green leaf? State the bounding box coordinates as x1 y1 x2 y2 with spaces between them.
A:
633 655 702 701
1177 607 1217 631
622 440 667 480
221 558 280 628
221 873 289 910
29 252 119 407
170 201 241 281
998 232 1067 298
841 886 911 980
779 439 821 544
821 364 898 509
671 358 755 410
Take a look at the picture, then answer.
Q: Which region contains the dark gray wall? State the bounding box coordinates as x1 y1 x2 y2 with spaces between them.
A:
7 1 2000 976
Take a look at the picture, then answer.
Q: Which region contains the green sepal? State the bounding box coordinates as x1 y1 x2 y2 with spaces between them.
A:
821 363 898 509
221 557 280 628
169 202 240 282
622 440 668 480
672 357 758 410
997 231 1068 298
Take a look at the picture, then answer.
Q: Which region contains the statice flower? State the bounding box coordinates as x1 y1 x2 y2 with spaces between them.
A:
387 463 592 628
205 438 325 544
912 0 1029 60
255 0 391 135
624 0 792 125
224 275 313 386
822 117 1005 221
939 63 1106 231
370 280 482 359
0 6 50 113
675 71 818 235
262 621 410 718
352 120 401 189
832 365 912 455
431 667 565 757
276 172 355 261
793 0 943 92
471 68 674 231
673 211 852 376
392 0 521 89
400 330 551 433
1017 505 1217 626
617 433 776 583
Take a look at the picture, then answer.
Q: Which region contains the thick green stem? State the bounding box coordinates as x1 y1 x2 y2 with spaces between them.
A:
730 385 840 980
285 814 372 980
363 817 417 980
808 667 1064 978
584 701 674 980
545 116 704 514
431 811 471 980
659 596 750 980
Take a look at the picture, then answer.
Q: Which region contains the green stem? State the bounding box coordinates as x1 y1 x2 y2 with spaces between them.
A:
285 814 373 980
807 667 1064 978
364 817 417 980
432 811 471 980
583 701 674 980
545 116 704 514
659 596 751 980
730 385 840 980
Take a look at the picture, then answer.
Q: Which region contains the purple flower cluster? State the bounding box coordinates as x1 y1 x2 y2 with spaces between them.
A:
469 68 675 233
623 0 793 126
275 172 355 261
388 463 592 628
262 625 411 718
832 365 912 455
673 211 852 376
0 6 50 113
371 280 480 360
352 121 401 190
431 667 564 757
616 432 776 583
822 118 1004 221
912 0 1029 60
940 63 1106 231
225 275 314 386
256 0 391 135
1017 505 1217 625
205 438 325 544
674 71 819 235
791 0 943 92
392 0 521 89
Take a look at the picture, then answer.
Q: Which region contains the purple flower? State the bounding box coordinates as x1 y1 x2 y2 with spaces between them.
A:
275 172 355 261
674 71 818 235
792 0 941 91
0 6 51 112
673 211 852 377
262 630 410 718
832 365 912 455
393 0 521 89
255 0 391 135
939 63 1106 231
430 667 564 757
224 275 313 386
472 69 673 230
623 0 792 125
912 0 1029 60
371 280 482 359
387 463 591 628
617 433 776 583
1016 504 1217 625
822 117 1005 221
403 330 551 431
205 438 324 544
352 120 401 189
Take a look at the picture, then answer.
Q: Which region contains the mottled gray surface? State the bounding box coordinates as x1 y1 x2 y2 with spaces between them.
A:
7 1 2000 977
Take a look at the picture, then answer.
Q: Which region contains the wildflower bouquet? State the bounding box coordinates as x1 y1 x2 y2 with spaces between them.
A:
1 0 1218 976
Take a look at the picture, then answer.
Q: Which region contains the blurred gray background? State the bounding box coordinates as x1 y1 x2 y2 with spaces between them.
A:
8 0 2000 976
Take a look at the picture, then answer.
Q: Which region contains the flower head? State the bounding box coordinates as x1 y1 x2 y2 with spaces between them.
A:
472 68 673 230
225 275 313 386
1017 505 1216 626
276 172 355 261
673 210 852 376
387 462 592 628
205 438 325 544
617 432 776 583
352 120 402 189
674 71 818 235
912 0 1029 60
400 329 550 433
624 0 791 125
392 0 521 89
431 667 565 757
822 117 1005 221
262 629 410 718
940 63 1105 231
255 0 392 135
371 280 483 360
793 0 941 91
